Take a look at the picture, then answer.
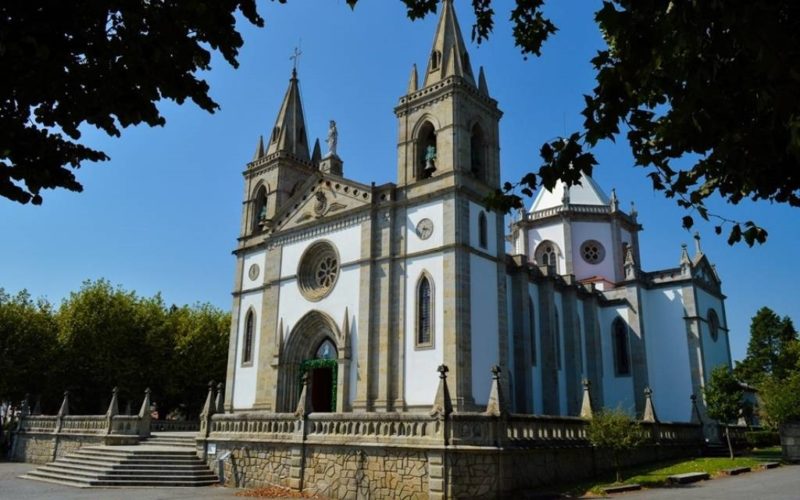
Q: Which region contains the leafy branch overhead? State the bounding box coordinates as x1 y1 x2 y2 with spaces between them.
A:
3 1 798 247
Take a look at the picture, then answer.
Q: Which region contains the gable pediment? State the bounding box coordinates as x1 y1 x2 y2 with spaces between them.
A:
692 255 721 291
271 174 373 233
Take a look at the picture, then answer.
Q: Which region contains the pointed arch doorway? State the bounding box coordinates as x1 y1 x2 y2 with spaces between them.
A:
299 339 338 412
277 310 350 413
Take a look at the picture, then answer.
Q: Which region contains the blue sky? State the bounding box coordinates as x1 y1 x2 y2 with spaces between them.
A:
1 0 797 363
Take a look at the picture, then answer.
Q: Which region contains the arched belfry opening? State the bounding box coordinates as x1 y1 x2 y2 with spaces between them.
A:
277 310 349 412
252 185 268 233
470 123 486 182
417 121 437 180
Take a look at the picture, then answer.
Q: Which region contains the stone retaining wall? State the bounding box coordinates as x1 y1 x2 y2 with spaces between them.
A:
12 433 105 464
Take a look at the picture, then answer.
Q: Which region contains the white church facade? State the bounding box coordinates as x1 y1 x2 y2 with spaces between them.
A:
222 0 732 424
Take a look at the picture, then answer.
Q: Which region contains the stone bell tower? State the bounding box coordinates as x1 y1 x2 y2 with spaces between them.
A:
393 0 508 412
395 0 502 190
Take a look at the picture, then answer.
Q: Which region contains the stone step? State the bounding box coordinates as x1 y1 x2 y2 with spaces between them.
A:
722 466 751 476
668 472 710 484
23 470 218 488
21 471 93 486
79 447 198 456
42 463 213 478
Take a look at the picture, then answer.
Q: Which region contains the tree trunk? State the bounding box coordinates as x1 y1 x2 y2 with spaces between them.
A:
725 425 734 459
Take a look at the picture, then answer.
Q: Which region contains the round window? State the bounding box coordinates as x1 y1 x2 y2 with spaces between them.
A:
580 240 605 264
297 241 340 301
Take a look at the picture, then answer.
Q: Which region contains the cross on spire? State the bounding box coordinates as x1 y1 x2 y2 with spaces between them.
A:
290 45 302 77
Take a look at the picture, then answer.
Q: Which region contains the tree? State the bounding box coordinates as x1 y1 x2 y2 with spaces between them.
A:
758 372 800 429
348 0 800 245
0 1 263 205
0 289 59 406
704 365 744 459
586 408 646 483
735 307 798 385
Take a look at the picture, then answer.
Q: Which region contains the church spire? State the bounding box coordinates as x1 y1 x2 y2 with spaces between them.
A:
423 0 475 88
265 69 310 161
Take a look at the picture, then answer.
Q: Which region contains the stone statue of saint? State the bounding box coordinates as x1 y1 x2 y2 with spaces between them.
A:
327 120 338 157
424 144 437 177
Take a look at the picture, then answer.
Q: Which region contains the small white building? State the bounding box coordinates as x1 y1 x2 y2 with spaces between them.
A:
223 0 732 423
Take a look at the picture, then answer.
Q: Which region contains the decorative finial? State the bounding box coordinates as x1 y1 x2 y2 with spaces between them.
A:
491 365 501 379
290 45 303 77
610 188 619 211
630 201 637 218
437 364 449 379
693 231 702 255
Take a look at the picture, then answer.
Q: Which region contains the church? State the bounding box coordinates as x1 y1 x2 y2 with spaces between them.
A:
222 0 732 424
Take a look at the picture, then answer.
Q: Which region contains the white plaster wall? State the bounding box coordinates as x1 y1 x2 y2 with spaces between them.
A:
470 254 500 404
599 305 635 414
505 275 516 409
406 200 444 254
570 222 615 282
232 290 263 410
529 223 565 274
241 250 267 291
275 224 363 408
468 201 498 257
529 283 543 414
695 287 731 381
279 224 362 278
404 254 445 406
555 293 567 415
642 286 693 422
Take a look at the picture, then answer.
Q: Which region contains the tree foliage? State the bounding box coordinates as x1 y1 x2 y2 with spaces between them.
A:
0 289 59 406
735 307 798 385
0 280 229 418
0 0 263 204
758 371 800 428
586 408 646 483
704 365 744 458
348 0 800 245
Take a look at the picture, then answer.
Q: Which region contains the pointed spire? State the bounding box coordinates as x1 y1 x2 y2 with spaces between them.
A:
610 188 619 211
138 388 151 418
408 64 418 93
478 66 489 94
20 394 31 418
106 387 119 418
693 231 703 257
629 200 638 219
642 386 659 423
311 138 321 165
690 394 703 424
485 365 507 417
57 391 70 417
430 364 453 418
253 135 265 161
265 70 310 161
624 244 637 280
200 381 215 418
295 372 313 417
580 379 594 419
680 243 692 273
423 0 475 87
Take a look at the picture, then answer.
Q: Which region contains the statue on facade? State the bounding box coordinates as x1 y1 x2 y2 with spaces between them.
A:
424 144 437 177
326 120 338 157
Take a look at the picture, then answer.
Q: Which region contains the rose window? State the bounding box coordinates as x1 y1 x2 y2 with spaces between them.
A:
298 241 340 301
580 240 605 264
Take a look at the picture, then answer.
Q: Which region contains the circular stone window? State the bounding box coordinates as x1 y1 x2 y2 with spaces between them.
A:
580 240 606 264
297 241 340 301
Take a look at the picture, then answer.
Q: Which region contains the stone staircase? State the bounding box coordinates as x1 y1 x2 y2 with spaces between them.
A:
20 432 217 488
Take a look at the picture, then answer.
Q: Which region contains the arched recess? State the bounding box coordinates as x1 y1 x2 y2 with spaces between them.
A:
252 184 268 233
415 119 438 180
415 271 435 348
277 310 350 412
612 317 631 376
535 240 561 272
470 122 486 182
242 307 256 366
478 211 488 249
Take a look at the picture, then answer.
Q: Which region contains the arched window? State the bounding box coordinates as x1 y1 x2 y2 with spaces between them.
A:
416 274 433 347
528 295 537 365
316 338 337 360
271 126 281 143
708 309 720 342
470 123 485 181
478 211 488 249
430 50 442 71
252 185 267 233
417 121 437 180
243 310 255 365
612 318 630 376
535 241 560 272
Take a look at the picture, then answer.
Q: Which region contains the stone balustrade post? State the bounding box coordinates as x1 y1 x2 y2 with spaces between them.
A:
106 387 119 435
579 379 594 419
138 388 151 438
215 382 225 415
199 382 215 462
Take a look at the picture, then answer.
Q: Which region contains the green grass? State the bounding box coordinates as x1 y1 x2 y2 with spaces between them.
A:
556 447 783 497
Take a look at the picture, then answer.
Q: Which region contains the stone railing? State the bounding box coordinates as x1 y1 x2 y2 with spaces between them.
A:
504 414 588 445
60 415 107 435
150 419 200 432
306 412 442 447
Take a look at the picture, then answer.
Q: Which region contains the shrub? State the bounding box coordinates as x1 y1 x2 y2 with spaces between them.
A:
745 430 780 448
